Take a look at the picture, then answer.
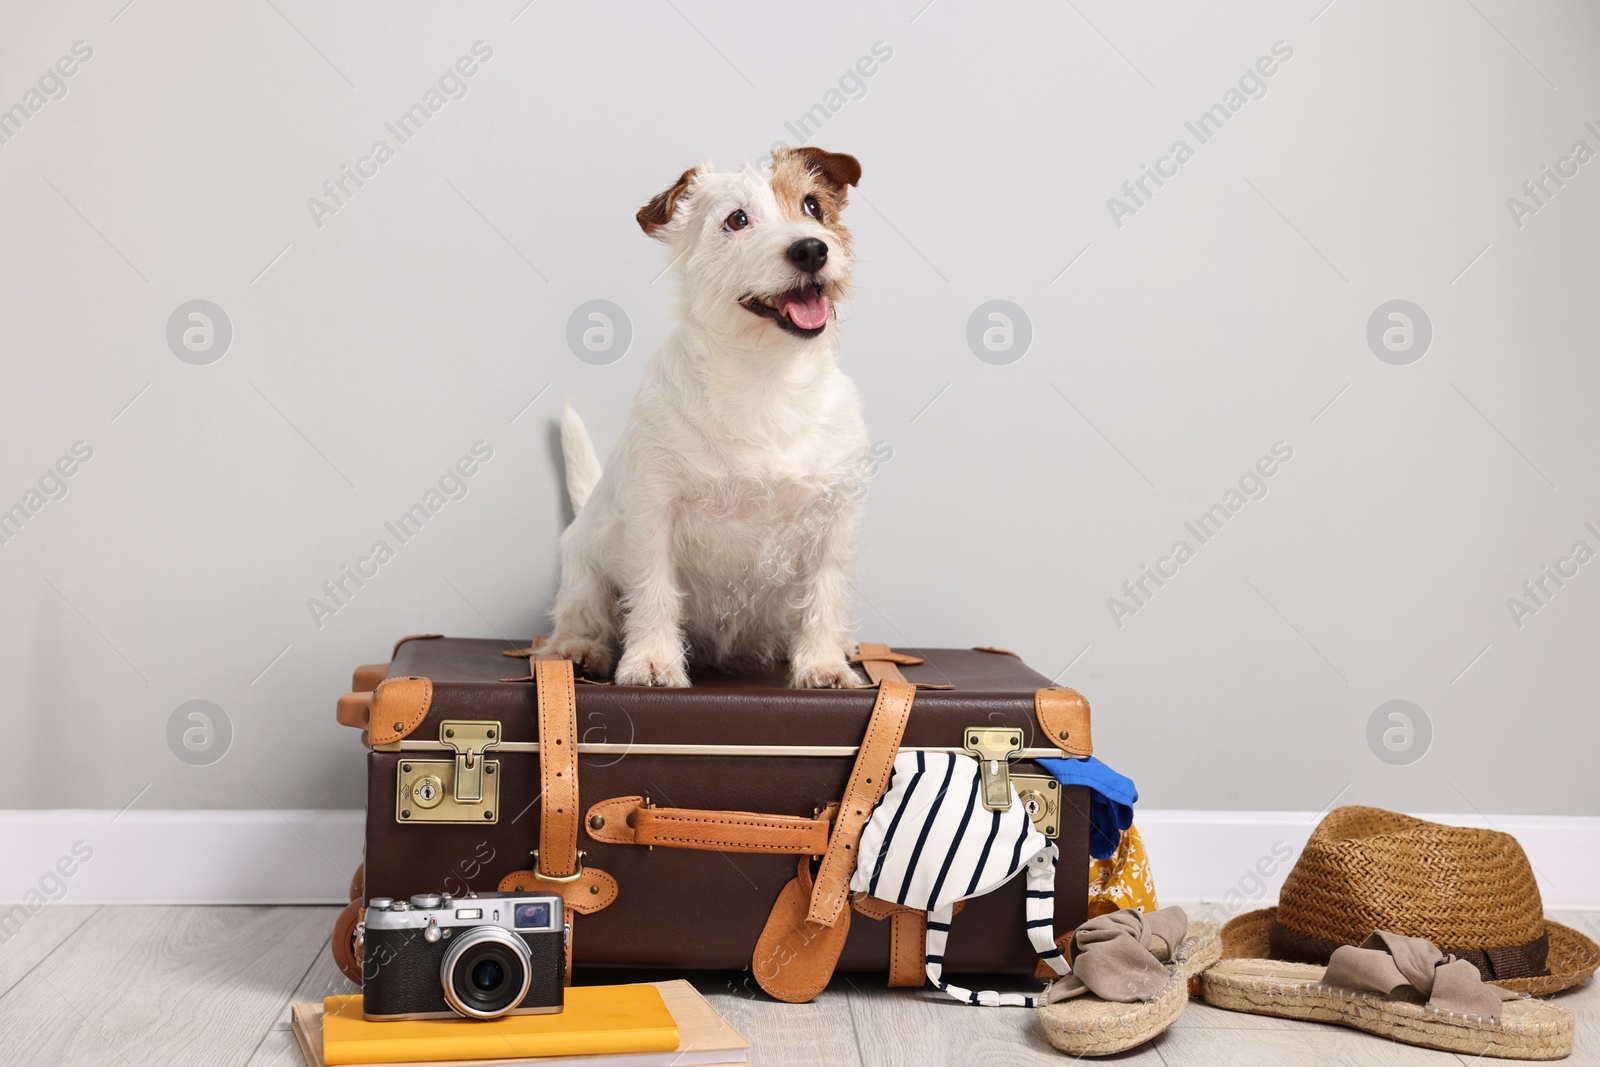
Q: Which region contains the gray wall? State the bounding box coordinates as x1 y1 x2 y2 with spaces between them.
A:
2 0 1596 816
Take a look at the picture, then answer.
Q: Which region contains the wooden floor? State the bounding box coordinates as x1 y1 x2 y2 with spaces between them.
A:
0 905 1594 1065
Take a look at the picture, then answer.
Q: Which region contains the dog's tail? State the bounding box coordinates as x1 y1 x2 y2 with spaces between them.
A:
560 399 603 514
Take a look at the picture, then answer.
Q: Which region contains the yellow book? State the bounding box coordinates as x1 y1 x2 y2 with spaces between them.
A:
317 984 680 1066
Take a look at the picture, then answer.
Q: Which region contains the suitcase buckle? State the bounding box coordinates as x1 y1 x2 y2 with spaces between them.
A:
529 850 586 883
963 727 1023 811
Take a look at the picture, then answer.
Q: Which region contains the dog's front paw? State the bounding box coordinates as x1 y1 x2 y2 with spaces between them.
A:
790 660 864 689
615 649 690 687
545 635 614 678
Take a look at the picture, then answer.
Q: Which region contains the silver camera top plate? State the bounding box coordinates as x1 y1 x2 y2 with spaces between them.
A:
365 890 564 933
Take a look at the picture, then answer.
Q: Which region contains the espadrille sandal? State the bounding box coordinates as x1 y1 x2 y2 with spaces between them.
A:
1038 906 1221 1056
1202 930 1575 1060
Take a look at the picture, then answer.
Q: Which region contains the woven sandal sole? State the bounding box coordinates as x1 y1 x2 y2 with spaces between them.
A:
1201 960 1575 1061
1039 921 1220 1057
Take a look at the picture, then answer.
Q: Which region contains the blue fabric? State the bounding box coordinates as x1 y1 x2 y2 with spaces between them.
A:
1036 756 1137 860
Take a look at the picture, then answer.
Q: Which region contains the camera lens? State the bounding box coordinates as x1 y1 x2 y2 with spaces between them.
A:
440 927 532 1020
472 959 504 991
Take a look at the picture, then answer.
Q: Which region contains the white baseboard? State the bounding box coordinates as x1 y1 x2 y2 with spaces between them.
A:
1 809 1596 909
1136 810 1600 914
0 810 364 906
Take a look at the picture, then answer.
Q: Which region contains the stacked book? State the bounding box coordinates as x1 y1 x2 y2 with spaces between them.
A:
290 981 749 1067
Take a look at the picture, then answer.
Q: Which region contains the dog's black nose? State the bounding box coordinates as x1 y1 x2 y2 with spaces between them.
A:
787 237 828 274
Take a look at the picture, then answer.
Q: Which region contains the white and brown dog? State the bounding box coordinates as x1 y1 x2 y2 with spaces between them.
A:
549 147 869 688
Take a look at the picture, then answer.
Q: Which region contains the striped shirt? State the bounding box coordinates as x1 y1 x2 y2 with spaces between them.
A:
850 750 1069 1006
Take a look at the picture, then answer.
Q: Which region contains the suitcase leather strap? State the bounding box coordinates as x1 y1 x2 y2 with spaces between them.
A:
536 658 581 879
850 642 922 685
391 633 443 658
808 678 916 927
585 797 838 855
500 656 618 983
852 895 930 988
852 895 970 988
850 643 954 690
753 679 916 1002
753 856 854 1002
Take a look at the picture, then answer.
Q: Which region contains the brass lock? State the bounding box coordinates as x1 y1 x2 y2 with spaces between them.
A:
410 775 445 809
395 720 501 824
1012 775 1060 838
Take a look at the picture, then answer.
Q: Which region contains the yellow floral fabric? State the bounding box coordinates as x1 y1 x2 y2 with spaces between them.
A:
1087 823 1157 918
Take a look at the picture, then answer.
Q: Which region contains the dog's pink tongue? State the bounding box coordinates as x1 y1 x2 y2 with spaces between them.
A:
782 290 830 331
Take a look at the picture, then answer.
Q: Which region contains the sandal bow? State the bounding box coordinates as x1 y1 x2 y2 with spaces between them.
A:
1323 930 1519 1021
1046 906 1191 1004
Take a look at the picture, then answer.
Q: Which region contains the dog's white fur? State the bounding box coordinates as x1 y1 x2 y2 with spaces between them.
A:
548 150 869 688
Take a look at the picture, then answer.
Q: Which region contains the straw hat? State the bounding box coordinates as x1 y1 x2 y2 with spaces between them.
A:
1220 806 1599 996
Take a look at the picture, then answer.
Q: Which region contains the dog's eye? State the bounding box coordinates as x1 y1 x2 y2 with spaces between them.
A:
803 195 823 221
724 209 749 231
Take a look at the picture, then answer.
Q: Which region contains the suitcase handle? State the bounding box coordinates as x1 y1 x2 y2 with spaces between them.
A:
351 662 389 692
585 797 838 855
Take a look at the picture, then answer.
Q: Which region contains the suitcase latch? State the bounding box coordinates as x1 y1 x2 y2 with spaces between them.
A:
963 727 1023 811
441 720 499 803
395 720 502 824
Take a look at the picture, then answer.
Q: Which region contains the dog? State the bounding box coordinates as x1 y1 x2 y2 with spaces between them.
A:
548 147 870 688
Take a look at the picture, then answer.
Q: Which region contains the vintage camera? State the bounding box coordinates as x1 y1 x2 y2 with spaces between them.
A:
362 891 566 1020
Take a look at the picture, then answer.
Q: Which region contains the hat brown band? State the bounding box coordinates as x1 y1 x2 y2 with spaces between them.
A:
1269 919 1551 982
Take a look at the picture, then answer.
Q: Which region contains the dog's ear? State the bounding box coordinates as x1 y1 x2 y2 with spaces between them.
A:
782 147 861 193
637 166 702 239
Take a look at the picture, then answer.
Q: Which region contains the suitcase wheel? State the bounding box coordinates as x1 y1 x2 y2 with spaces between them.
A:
332 900 364 986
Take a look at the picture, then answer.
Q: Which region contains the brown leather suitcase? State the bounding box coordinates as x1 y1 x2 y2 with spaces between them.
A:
332 635 1094 996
